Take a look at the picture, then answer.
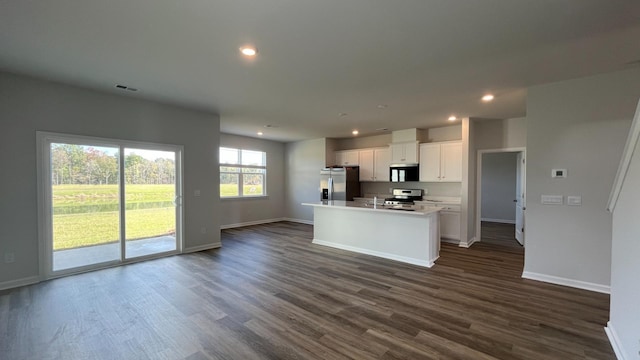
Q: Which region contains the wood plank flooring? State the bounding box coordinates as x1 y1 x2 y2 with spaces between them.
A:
0 222 614 359
480 221 523 248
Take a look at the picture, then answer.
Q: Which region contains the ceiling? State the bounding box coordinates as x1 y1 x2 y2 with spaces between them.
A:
1 1 640 142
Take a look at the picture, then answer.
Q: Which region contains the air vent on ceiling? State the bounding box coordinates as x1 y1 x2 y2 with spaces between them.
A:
115 84 138 92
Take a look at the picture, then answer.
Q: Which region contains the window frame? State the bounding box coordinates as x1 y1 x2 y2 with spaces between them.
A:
219 147 268 198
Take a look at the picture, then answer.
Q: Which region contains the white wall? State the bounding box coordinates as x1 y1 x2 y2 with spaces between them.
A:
334 134 391 151
524 68 640 291
481 152 517 223
475 117 527 150
0 71 220 287
608 105 640 360
285 138 328 222
424 125 462 142
219 133 285 227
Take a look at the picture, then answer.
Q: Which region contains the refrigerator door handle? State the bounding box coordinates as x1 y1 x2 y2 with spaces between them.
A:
328 177 333 201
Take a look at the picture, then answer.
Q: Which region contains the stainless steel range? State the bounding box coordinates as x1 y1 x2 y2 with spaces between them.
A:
384 188 423 205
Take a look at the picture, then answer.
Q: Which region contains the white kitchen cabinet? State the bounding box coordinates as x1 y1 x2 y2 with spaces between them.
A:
358 147 390 182
440 210 461 241
373 147 390 181
335 150 359 166
419 141 462 182
390 142 419 164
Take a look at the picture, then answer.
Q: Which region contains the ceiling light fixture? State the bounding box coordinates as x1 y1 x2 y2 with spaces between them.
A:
338 113 348 117
352 130 359 135
239 46 258 57
448 115 457 121
377 104 388 109
482 94 495 102
257 131 263 136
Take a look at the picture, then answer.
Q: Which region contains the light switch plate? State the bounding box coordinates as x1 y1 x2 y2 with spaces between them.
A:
541 195 563 205
194 190 201 197
567 196 582 206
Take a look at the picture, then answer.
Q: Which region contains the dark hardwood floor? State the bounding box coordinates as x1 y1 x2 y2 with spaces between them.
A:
0 222 613 359
480 221 523 248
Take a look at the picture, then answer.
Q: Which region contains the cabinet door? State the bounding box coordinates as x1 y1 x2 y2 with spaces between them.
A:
390 142 418 164
373 148 390 182
440 211 461 240
419 144 441 181
358 149 375 181
403 142 419 164
335 150 359 166
440 142 462 182
390 143 406 163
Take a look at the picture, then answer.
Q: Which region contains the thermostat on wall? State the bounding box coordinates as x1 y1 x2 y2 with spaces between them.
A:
551 169 567 178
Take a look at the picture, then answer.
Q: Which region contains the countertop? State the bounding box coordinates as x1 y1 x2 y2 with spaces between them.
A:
302 200 441 216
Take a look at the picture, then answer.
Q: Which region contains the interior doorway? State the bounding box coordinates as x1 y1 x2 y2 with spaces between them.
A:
476 148 526 248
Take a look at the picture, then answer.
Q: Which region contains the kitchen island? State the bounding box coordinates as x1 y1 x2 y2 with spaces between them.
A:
302 201 440 267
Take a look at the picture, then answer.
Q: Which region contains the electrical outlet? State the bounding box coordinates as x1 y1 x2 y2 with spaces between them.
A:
4 252 15 263
194 190 201 197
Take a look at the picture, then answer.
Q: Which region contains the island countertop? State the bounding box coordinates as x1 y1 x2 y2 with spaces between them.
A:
302 200 441 216
302 200 441 267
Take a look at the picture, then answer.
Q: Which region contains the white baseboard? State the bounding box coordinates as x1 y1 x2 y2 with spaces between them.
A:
282 217 314 225
481 218 516 224
0 275 40 291
604 321 626 360
312 239 435 268
521 271 610 294
183 243 221 254
459 236 477 248
220 218 285 229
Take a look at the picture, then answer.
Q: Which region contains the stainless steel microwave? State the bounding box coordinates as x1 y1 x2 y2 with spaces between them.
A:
390 164 419 182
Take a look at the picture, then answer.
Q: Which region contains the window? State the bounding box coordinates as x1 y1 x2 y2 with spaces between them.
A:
220 147 267 197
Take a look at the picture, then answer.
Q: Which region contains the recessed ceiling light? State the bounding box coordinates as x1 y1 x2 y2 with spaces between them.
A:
482 94 495 102
352 130 359 135
257 131 263 136
448 115 457 121
239 46 257 56
377 104 388 109
338 113 348 117
376 127 389 131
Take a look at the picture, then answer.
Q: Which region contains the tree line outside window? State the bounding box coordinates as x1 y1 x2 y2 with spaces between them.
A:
51 144 175 185
220 147 267 197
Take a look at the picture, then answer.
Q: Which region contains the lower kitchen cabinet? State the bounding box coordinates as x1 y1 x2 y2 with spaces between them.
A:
440 210 461 241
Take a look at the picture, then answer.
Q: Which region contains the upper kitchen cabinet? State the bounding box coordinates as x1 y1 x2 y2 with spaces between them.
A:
335 150 359 166
390 141 419 164
419 141 462 182
359 147 390 182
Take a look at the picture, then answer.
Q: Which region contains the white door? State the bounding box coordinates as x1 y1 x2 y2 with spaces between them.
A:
373 148 391 182
440 142 462 182
515 152 525 245
358 149 374 181
419 144 441 181
39 132 183 278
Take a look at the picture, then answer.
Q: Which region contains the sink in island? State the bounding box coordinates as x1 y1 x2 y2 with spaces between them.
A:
302 200 441 267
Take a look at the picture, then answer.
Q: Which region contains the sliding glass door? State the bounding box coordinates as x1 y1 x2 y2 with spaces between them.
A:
124 148 178 259
39 133 182 278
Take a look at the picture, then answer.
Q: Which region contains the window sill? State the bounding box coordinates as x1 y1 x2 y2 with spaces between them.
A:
221 195 269 201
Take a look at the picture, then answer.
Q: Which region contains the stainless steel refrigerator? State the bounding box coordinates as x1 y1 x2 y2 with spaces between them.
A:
320 167 361 201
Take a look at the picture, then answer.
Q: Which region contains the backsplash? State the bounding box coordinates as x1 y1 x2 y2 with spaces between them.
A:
361 182 461 197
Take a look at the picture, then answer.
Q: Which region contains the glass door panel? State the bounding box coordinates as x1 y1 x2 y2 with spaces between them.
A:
50 143 121 271
124 148 178 259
